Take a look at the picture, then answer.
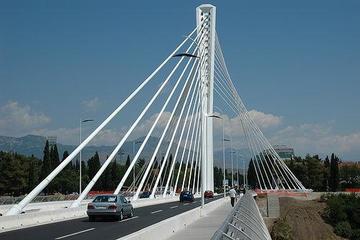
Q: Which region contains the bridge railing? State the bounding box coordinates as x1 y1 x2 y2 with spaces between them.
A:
211 191 271 240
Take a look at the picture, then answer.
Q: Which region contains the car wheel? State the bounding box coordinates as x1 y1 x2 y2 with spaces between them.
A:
129 208 134 218
89 216 95 222
119 210 123 221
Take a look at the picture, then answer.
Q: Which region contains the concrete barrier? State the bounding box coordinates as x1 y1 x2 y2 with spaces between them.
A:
0 206 86 232
117 198 227 240
0 196 179 233
0 200 91 214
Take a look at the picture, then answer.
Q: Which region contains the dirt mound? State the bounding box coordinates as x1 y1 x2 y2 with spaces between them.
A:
272 197 344 240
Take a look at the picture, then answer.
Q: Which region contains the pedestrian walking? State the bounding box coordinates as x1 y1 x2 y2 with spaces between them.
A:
229 187 237 207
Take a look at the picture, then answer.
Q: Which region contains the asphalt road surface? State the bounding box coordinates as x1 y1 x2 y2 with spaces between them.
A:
0 195 223 240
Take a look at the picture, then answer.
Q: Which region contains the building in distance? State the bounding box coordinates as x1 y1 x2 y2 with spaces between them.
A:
273 145 294 159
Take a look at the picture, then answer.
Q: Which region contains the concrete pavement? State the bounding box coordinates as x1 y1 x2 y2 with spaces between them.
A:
167 197 232 240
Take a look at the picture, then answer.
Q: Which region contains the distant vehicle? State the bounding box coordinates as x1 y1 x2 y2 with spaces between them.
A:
179 190 194 202
87 194 134 221
139 191 151 199
204 190 214 198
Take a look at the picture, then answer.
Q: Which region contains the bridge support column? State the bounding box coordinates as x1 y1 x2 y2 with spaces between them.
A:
197 4 216 192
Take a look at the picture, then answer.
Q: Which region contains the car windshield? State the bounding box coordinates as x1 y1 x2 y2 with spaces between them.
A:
93 195 117 203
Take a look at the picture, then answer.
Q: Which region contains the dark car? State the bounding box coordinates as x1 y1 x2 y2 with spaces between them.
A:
179 190 194 202
139 191 151 199
204 190 214 198
87 194 134 221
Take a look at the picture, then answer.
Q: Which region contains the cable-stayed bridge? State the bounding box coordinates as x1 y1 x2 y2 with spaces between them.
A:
1 4 307 240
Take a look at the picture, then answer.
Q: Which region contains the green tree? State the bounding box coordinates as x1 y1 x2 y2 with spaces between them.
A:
88 152 101 190
40 140 51 182
49 144 60 193
110 161 120 189
214 166 224 189
27 154 39 192
323 156 330 191
125 155 130 167
50 144 60 169
247 159 257 189
330 153 340 191
306 155 325 191
124 155 132 187
0 152 27 196
62 151 72 170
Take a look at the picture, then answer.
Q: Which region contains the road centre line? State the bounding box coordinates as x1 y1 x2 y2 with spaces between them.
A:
55 228 95 239
120 216 139 222
151 210 163 214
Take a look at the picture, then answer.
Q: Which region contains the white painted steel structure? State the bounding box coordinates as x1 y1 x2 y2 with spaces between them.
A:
197 4 216 192
5 4 306 217
211 192 271 240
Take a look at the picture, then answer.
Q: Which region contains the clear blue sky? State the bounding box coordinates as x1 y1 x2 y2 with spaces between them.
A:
0 1 359 159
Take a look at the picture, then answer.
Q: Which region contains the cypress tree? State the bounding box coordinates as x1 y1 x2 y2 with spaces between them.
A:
329 153 340 191
247 159 257 189
48 144 60 178
323 156 330 191
110 161 120 189
88 152 100 179
62 151 72 170
27 155 37 192
125 155 131 168
62 151 69 161
40 140 51 183
88 152 101 190
99 155 112 191
124 155 132 187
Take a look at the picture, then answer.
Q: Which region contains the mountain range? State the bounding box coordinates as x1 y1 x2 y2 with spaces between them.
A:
0 135 250 168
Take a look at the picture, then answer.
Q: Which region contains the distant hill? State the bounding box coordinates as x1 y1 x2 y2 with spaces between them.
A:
0 134 250 168
0 135 164 164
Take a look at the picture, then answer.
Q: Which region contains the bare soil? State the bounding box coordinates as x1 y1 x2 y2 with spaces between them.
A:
274 197 344 240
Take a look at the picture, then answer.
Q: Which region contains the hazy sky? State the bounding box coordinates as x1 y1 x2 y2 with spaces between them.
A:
0 1 359 160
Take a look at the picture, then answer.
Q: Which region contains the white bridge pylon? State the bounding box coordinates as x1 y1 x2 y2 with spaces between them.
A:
5 4 306 216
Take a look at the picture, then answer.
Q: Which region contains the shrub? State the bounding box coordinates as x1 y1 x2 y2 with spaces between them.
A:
326 195 347 223
351 229 360 240
271 217 293 240
334 221 352 238
320 193 331 202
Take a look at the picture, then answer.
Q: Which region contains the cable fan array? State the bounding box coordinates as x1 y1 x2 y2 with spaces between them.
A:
213 33 306 192
6 17 306 217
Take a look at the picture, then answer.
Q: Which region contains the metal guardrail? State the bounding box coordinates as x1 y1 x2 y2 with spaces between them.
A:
211 191 272 240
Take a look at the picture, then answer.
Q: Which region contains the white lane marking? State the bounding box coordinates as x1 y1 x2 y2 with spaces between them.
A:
151 210 163 214
184 203 189 206
170 206 178 209
55 228 95 239
121 216 139 222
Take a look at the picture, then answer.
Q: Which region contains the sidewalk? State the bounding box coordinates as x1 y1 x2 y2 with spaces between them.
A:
167 198 233 240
